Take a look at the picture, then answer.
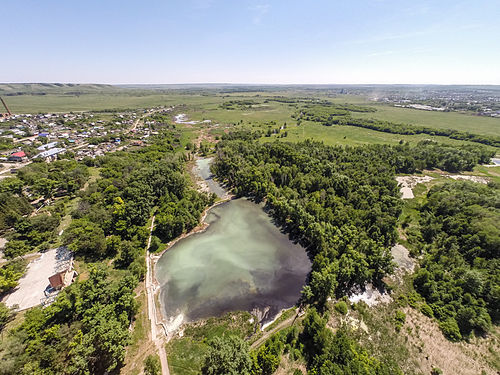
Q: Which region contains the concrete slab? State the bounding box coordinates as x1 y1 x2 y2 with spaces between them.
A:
3 247 73 310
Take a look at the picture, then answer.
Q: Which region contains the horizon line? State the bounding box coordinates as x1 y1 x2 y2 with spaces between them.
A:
1 82 500 87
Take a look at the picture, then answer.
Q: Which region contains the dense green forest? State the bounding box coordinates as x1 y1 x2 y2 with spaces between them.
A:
0 130 212 374
297 105 500 147
412 181 499 340
213 138 492 306
208 136 497 373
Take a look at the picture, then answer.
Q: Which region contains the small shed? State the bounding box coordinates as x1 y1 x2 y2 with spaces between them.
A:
48 269 76 290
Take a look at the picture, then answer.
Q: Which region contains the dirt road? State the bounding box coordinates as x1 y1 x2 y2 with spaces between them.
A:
145 216 170 375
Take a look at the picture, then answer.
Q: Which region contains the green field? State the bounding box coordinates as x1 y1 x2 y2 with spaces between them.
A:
4 93 222 113
3 87 499 153
353 103 500 137
276 121 497 148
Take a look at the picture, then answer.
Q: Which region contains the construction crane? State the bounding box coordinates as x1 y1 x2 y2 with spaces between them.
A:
0 96 12 118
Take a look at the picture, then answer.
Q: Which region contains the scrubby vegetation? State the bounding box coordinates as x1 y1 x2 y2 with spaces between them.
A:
200 308 401 375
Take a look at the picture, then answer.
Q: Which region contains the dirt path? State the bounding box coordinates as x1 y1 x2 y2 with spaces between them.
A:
251 314 299 349
145 215 170 375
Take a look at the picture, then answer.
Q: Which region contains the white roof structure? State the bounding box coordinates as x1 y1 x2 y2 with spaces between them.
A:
35 148 66 159
37 141 58 151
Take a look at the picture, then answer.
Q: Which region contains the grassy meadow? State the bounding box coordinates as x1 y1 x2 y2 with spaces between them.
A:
353 103 500 137
3 87 499 153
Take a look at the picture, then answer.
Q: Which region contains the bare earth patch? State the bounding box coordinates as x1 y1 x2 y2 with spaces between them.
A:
446 174 489 184
404 307 499 375
396 175 434 199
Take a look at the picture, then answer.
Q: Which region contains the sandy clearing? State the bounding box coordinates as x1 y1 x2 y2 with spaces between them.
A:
446 175 489 184
391 243 415 274
348 244 414 307
395 175 434 199
348 284 392 307
174 113 198 125
3 247 72 310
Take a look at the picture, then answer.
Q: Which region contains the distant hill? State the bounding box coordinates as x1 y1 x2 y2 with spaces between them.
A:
0 83 119 96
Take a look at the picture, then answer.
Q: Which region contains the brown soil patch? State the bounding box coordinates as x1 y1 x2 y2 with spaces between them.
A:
404 307 499 375
275 354 306 375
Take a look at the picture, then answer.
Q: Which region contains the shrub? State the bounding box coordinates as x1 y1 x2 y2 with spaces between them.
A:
395 310 406 332
439 318 462 341
3 240 31 259
334 301 348 315
144 354 161 375
419 303 434 318
149 235 162 252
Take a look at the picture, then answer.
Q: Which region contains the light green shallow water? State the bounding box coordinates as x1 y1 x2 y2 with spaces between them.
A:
156 198 311 325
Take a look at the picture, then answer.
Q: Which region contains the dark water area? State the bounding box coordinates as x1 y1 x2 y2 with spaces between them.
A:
156 198 311 327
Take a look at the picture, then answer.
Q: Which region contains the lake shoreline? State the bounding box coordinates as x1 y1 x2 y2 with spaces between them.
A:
153 157 310 339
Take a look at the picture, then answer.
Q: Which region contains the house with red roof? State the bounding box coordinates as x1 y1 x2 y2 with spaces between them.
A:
8 151 26 162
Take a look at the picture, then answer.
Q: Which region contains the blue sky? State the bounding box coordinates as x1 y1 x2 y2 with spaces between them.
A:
3 0 500 84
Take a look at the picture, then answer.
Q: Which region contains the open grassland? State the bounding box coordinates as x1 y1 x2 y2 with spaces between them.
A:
353 103 500 137
277 121 498 148
4 93 223 113
5 89 499 152
184 101 294 124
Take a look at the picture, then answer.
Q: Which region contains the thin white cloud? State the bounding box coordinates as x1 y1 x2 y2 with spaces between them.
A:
367 47 435 58
349 29 435 45
192 0 214 10
249 4 270 25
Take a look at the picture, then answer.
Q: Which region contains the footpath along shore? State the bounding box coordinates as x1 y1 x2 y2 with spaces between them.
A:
144 156 232 375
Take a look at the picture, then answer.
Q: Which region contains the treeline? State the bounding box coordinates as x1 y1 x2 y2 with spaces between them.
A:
221 129 263 141
220 100 259 109
298 106 500 148
212 138 490 306
412 181 499 340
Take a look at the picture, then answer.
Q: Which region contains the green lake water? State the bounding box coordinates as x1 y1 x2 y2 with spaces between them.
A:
156 198 311 327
